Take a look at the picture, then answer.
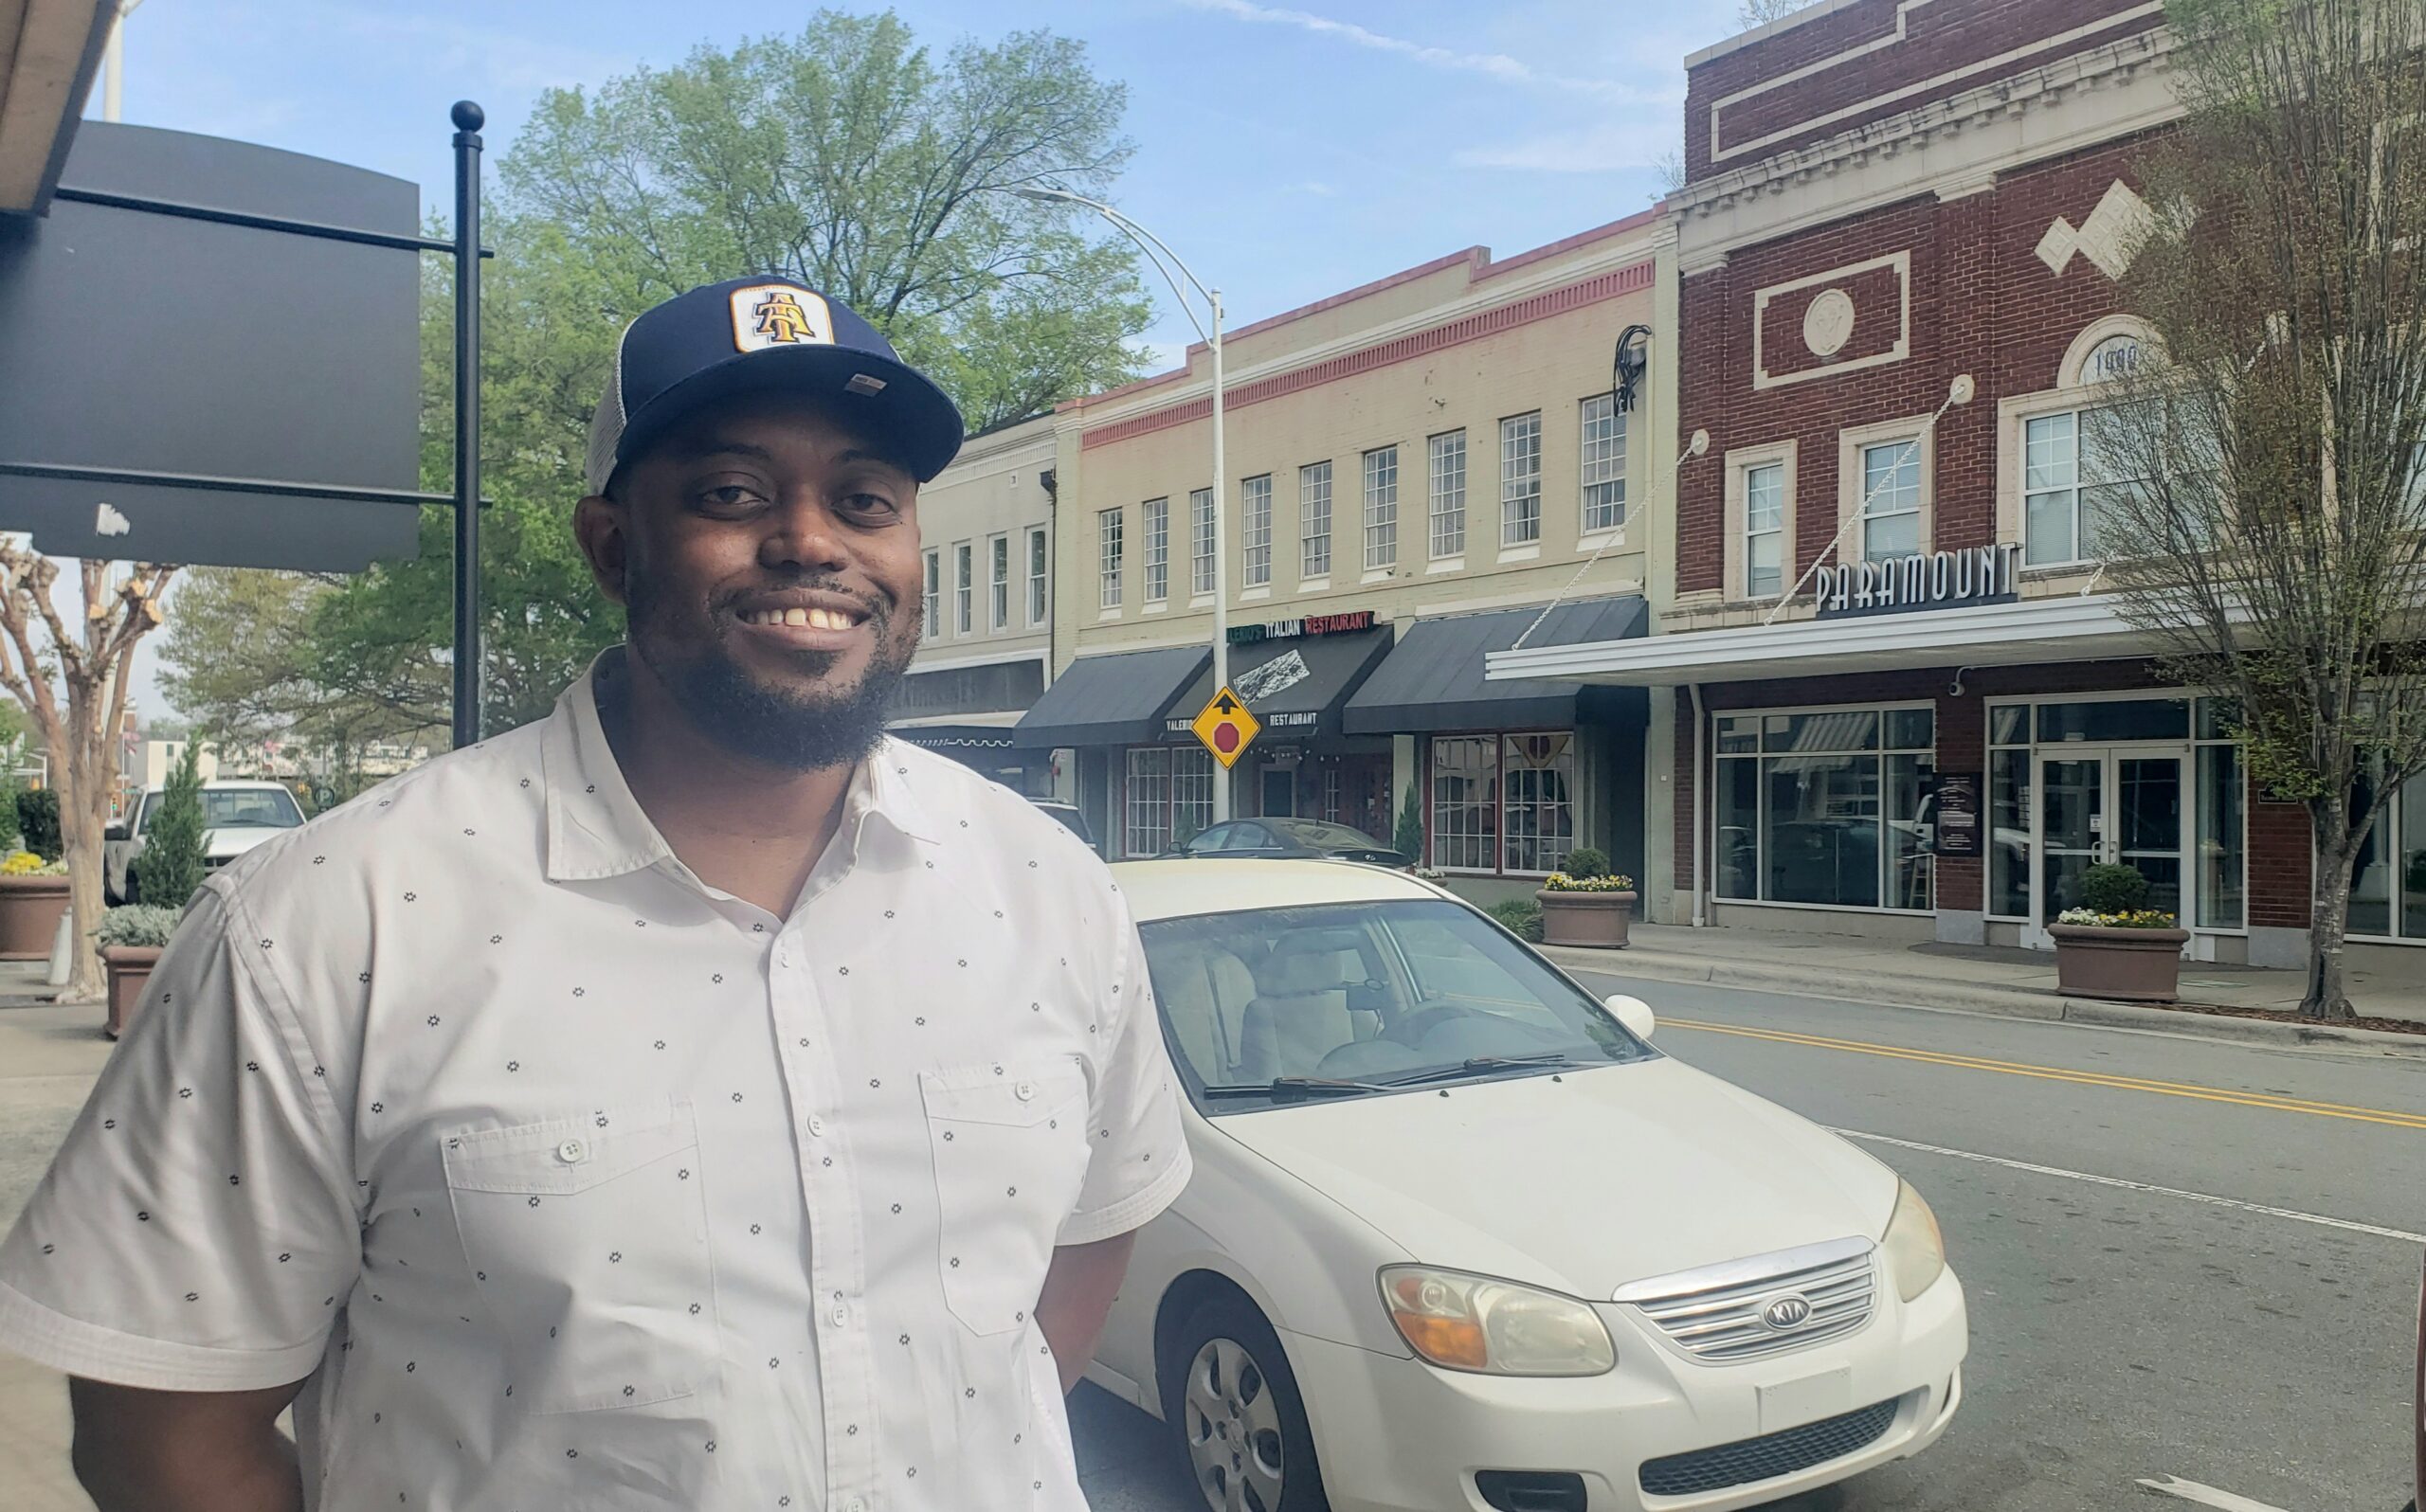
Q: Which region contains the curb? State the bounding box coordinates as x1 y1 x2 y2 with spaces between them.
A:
1543 945 2426 1060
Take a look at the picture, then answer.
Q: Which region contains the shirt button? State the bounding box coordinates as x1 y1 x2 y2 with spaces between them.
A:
846 1501 868 1512
555 1139 586 1163
808 1117 826 1137
1014 1081 1036 1102
830 1305 848 1326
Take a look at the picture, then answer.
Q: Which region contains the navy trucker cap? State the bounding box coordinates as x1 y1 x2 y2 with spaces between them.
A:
584 277 966 493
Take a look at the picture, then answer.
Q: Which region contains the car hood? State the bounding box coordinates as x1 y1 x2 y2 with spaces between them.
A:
1204 1057 1897 1300
205 827 287 858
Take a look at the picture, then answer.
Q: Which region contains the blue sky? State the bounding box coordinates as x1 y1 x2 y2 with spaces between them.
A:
101 0 1750 718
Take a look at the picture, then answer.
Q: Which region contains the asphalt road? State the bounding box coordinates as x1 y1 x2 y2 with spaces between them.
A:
1076 977 2426 1512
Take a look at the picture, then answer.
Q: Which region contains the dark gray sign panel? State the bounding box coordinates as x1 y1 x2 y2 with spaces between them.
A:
0 122 424 570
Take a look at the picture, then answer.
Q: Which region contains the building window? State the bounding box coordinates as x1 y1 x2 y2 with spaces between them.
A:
1712 706 1935 911
1190 488 1216 596
922 548 942 639
1745 462 1784 598
1363 445 1399 570
1300 461 1332 579
2024 409 2137 566
1123 746 1215 858
1142 496 1169 603
1429 732 1576 875
1026 526 1048 625
2350 765 2426 942
1241 474 1273 588
987 534 1009 632
1859 441 1922 562
1428 430 1466 559
1580 394 1627 533
1097 508 1123 610
953 541 974 635
1500 412 1542 546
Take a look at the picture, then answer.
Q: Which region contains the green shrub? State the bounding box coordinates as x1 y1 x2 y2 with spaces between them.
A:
134 745 208 908
2080 862 2150 914
1486 898 1544 943
15 788 60 862
1394 784 1423 862
95 904 182 950
1562 846 1611 880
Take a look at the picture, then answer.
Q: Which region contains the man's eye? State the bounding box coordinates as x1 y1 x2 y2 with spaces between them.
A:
695 485 766 512
839 493 902 519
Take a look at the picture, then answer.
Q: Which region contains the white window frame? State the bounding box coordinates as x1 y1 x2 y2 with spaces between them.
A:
1426 729 1580 878
1427 429 1467 564
1363 444 1399 574
1026 526 1049 626
1998 316 2159 575
1299 460 1332 583
1240 474 1273 590
1189 488 1216 600
1724 440 1797 603
1499 411 1543 549
1835 415 1932 568
953 540 974 636
1097 508 1124 612
922 548 942 639
987 532 1010 632
1141 496 1170 605
1579 393 1628 536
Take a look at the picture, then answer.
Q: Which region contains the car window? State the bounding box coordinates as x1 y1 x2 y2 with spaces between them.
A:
199 789 305 829
1229 823 1279 851
136 792 160 830
1268 819 1383 849
1183 823 1234 855
1139 899 1647 1107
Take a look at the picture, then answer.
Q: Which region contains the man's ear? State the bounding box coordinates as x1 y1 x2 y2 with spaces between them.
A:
572 494 632 607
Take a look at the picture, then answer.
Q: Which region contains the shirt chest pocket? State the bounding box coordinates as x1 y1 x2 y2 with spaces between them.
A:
441 1101 716 1414
919 1060 1093 1337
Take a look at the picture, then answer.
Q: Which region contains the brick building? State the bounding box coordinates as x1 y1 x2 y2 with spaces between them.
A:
1496 0 2425 967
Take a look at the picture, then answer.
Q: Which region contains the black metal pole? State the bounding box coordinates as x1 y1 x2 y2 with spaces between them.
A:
450 100 485 749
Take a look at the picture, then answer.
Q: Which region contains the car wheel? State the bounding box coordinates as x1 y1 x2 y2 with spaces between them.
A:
1163 1294 1329 1512
120 873 138 906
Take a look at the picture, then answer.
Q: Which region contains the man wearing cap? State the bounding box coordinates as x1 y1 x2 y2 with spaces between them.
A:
0 278 1191 1511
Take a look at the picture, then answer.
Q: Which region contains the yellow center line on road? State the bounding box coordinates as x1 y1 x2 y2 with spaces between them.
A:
1661 1017 2426 1131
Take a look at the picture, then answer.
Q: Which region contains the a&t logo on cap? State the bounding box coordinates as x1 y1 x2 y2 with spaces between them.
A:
730 284 835 352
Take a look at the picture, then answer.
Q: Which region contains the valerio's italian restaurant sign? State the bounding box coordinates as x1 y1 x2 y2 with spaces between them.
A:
1810 543 2020 620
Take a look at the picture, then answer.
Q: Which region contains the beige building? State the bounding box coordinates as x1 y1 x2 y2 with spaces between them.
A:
891 414 1062 798
1015 210 1682 904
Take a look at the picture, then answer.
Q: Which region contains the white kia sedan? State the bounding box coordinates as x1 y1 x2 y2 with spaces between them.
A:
1091 860 1966 1512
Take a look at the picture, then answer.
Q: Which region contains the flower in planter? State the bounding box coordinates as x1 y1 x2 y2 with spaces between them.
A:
1540 872 1637 893
95 904 184 950
2055 906 2179 929
0 850 66 876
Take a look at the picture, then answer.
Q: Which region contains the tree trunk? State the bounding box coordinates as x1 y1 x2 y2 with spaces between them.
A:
2303 830 2362 1021
59 791 106 1002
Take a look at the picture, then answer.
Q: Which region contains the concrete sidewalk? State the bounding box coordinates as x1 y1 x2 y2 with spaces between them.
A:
1544 921 2426 1057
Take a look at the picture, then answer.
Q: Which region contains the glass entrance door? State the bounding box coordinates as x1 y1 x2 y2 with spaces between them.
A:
2030 747 2184 944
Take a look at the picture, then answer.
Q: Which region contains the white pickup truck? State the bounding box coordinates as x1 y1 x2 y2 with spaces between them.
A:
104 780 307 904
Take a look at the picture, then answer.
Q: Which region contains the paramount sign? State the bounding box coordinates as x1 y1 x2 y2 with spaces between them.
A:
1810 543 2020 620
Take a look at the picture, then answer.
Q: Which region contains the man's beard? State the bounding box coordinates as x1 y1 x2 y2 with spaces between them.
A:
626 574 915 772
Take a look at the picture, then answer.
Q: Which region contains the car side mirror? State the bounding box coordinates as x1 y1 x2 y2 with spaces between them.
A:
104 823 128 841
1603 994 1657 1042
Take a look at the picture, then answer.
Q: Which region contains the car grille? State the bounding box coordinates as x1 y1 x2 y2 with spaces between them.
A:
1614 1237 1876 1362
1638 1397 1900 1498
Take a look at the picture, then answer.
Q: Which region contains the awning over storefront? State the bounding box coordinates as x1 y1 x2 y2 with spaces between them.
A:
1010 644 1210 748
1483 594 2145 687
1163 627 1392 741
1346 595 1649 734
888 711 1023 751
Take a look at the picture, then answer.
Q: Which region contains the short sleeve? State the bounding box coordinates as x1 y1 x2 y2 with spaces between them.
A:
1059 904 1192 1247
0 884 360 1391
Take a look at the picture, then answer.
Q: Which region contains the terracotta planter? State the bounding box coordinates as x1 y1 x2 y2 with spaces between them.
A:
2051 923 2190 1002
1536 889 1636 948
102 945 163 1039
0 874 70 961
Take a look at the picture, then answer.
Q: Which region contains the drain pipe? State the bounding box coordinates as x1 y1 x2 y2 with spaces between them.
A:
1689 681 1708 928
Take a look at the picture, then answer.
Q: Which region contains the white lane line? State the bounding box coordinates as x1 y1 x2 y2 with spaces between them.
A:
2135 1473 2296 1511
1827 1128 2426 1245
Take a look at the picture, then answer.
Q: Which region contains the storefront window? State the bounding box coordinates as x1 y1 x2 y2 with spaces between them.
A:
2036 697 2188 743
1429 733 1578 875
1712 705 1932 912
1990 748 2031 917
1502 735 1575 875
1430 737 1498 871
2349 766 2426 942
1125 747 1214 858
2196 744 2246 928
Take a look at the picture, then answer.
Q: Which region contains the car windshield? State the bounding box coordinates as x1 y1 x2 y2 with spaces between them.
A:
1138 898 1651 1109
199 790 304 829
1264 819 1385 850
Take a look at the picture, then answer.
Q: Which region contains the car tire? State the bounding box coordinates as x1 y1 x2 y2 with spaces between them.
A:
1162 1294 1330 1512
120 873 138 906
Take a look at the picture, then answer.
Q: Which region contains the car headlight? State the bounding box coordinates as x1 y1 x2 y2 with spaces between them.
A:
1881 1179 1947 1303
1378 1266 1615 1377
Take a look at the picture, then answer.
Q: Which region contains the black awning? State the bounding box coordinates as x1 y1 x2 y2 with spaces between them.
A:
1010 644 1210 748
888 723 1020 750
1161 627 1393 741
1344 595 1649 734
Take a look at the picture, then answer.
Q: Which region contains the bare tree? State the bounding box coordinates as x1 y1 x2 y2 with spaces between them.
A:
0 546 176 1000
1737 0 1810 28
2093 0 2426 1017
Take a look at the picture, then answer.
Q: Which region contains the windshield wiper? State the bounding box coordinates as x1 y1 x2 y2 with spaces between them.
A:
1373 1053 1585 1088
1200 1076 1391 1102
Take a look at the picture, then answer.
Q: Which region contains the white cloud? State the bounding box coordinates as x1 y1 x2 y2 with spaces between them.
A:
1454 120 1676 174
1174 0 1657 101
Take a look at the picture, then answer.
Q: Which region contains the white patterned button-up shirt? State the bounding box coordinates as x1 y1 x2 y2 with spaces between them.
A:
0 659 1191 1511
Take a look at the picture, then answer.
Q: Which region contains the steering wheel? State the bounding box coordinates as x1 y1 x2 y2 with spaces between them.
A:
1383 1002 1481 1048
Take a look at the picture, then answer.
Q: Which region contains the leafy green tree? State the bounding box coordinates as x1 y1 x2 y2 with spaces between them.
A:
133 742 208 909
1394 785 1424 863
15 788 60 862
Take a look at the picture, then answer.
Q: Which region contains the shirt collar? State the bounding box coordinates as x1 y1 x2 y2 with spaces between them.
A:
542 650 943 885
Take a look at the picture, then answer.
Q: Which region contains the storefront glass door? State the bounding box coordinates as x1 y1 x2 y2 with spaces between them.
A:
2029 747 2184 944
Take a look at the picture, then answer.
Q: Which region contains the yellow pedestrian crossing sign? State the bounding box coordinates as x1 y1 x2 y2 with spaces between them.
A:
1190 686 1260 768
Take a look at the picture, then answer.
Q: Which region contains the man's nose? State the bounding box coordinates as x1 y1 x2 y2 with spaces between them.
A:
758 495 850 572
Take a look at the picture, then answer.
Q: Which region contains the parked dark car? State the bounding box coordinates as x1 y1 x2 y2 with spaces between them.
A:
1167 817 1411 869
1031 800 1095 848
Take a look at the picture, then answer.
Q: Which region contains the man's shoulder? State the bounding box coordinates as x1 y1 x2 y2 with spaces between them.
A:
883 739 1107 879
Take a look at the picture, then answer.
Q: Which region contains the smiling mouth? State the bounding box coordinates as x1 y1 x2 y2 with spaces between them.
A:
740 605 865 632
